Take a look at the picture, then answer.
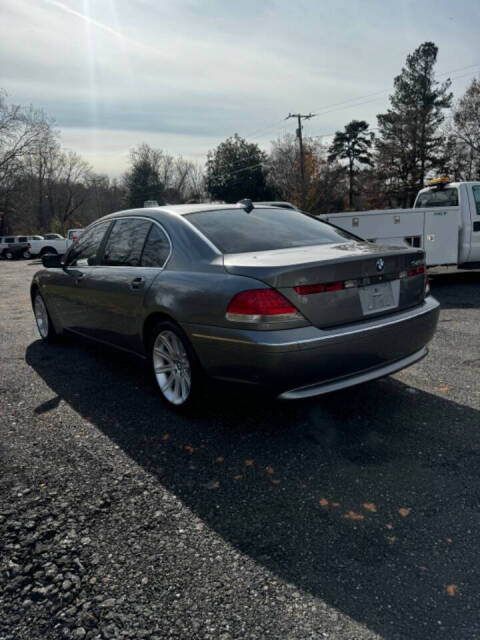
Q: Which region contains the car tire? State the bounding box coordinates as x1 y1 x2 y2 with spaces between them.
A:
33 291 58 342
40 247 57 256
149 321 202 409
23 250 32 259
5 250 14 260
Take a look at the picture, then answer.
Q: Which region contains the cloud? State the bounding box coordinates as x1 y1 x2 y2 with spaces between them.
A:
1 0 478 175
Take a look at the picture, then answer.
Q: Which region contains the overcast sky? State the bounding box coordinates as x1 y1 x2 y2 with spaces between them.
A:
1 0 479 177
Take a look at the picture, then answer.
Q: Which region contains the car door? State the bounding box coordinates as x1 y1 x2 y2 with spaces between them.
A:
468 184 480 262
46 221 112 333
77 217 171 353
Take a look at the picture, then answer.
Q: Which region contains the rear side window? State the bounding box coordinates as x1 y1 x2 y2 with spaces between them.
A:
67 222 110 267
5 237 14 243
415 188 459 208
185 208 354 254
102 218 151 266
141 224 170 267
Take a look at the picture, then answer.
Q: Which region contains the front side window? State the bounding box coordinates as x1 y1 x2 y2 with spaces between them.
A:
67 222 110 267
18 237 27 242
141 224 170 267
185 208 355 254
101 219 151 266
415 188 459 208
472 185 480 215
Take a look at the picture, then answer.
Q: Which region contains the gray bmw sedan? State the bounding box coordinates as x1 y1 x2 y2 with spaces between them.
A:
31 202 439 407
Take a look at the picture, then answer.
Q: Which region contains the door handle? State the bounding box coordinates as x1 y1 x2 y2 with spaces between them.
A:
130 277 145 289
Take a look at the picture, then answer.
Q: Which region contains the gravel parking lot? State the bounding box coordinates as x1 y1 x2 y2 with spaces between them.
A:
1 260 479 640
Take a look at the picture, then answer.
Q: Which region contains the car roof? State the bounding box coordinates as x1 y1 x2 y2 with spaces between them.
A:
102 203 287 221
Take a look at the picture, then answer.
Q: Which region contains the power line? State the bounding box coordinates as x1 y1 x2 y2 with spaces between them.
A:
211 65 480 184
240 62 480 144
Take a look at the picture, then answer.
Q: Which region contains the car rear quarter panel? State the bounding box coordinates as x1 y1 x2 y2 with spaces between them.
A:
143 270 271 331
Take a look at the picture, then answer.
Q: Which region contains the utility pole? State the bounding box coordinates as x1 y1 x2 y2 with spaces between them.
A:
285 113 316 209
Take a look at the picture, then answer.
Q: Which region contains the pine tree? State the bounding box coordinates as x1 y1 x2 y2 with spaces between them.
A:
376 42 452 206
328 120 373 209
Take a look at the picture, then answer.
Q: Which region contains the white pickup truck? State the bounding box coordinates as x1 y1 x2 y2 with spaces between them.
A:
322 180 480 268
27 229 84 258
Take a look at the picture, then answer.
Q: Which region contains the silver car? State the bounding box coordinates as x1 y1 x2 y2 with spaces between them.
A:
31 202 440 407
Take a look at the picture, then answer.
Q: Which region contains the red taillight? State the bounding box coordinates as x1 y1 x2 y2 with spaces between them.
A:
407 266 425 277
226 289 299 323
294 281 344 295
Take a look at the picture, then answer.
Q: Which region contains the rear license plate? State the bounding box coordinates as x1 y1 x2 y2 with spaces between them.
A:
359 281 398 315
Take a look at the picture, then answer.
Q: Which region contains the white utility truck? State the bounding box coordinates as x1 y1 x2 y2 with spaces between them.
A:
27 228 84 258
322 179 480 268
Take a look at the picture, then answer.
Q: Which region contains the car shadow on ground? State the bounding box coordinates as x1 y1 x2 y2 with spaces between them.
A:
26 338 480 639
429 270 480 309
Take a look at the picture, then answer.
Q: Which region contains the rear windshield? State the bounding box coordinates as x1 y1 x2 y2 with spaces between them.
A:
185 208 354 253
415 188 458 208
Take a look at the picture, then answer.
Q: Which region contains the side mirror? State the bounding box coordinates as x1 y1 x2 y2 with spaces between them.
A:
42 253 63 268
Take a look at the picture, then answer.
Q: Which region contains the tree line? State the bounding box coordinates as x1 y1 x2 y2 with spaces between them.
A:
207 42 480 212
0 101 204 235
1 41 479 234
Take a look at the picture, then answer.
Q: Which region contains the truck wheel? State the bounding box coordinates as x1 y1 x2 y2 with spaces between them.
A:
5 250 14 260
23 250 32 259
40 247 57 256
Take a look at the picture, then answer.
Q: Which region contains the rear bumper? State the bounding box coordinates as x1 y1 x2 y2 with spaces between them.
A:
279 347 427 398
185 296 440 397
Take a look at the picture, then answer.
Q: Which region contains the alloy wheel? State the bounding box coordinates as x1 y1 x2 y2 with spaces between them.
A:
153 330 191 405
34 295 49 339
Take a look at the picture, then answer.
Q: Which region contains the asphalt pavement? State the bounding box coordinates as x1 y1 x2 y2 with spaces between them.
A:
0 260 479 640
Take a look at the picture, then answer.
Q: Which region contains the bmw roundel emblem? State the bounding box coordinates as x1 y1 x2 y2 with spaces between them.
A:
376 258 385 272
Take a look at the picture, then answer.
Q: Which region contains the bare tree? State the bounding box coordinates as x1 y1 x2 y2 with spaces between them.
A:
45 150 91 230
453 78 480 156
163 156 205 203
0 91 53 233
268 134 345 213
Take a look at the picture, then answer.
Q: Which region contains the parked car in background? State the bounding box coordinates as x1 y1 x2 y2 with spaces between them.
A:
27 229 84 258
31 202 439 408
0 236 31 259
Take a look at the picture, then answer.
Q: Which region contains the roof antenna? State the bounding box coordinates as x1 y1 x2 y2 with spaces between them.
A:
236 198 254 213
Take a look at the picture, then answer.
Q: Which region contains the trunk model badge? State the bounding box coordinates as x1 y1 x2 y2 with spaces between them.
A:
376 258 385 272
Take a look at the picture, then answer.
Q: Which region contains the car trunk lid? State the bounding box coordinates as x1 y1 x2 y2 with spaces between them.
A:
223 242 426 328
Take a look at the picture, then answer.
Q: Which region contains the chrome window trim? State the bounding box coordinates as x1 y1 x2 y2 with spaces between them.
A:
65 216 173 271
